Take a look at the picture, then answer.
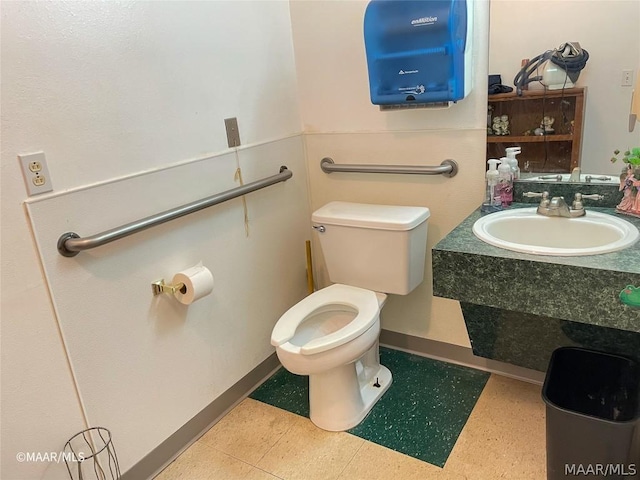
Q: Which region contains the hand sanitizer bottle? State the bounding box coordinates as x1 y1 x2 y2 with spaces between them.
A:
505 146 521 180
481 159 503 213
497 158 513 206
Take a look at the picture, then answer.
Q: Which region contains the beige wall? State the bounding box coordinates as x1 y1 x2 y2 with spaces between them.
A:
290 0 491 347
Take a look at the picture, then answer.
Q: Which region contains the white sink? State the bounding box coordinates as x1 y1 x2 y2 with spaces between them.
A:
473 208 639 256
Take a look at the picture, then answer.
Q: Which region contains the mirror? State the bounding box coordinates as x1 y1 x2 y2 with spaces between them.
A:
488 0 640 178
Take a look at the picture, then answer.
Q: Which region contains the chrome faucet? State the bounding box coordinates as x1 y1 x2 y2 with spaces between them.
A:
569 167 582 182
523 191 604 217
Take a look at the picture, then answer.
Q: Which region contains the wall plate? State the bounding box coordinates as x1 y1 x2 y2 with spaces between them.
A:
18 151 53 196
224 117 241 148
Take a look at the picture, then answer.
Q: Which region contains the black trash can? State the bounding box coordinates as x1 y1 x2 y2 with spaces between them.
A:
542 347 640 479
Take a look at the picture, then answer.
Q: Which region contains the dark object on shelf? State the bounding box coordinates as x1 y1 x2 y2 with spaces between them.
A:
488 74 513 95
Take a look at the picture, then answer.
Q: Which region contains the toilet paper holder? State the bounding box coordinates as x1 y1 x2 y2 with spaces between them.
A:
151 279 186 296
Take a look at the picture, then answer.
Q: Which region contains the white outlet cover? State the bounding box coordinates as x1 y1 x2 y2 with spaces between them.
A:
18 151 53 196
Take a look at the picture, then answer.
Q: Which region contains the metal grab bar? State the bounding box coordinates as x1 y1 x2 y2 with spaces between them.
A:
320 157 458 177
57 166 293 257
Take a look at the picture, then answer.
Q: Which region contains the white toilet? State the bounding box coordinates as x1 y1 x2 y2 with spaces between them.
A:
271 201 430 431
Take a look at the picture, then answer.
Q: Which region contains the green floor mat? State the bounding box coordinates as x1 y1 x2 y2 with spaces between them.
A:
250 347 490 467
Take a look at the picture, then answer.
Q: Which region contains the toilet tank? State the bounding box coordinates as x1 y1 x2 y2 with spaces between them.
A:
312 202 430 295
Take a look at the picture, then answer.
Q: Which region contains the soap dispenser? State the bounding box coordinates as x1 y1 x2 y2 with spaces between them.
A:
481 159 503 213
497 157 513 206
505 147 521 180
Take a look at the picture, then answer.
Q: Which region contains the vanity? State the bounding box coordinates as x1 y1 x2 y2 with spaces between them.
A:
451 0 640 374
432 199 640 372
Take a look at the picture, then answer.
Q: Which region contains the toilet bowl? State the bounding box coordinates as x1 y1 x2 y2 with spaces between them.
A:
270 201 430 431
271 284 391 431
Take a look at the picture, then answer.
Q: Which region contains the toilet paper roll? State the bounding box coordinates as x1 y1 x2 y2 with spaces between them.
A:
172 265 214 305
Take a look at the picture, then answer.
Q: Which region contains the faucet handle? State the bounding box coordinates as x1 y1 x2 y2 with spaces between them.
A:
578 193 605 201
523 191 550 206
523 191 549 198
572 192 604 210
585 175 611 183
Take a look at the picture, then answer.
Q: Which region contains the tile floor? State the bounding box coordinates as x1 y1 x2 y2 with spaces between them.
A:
155 374 546 480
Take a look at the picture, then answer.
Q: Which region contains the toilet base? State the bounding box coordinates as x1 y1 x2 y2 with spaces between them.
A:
308 361 392 432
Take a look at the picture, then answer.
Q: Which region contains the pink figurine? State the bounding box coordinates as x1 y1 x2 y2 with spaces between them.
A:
631 177 640 214
616 164 636 212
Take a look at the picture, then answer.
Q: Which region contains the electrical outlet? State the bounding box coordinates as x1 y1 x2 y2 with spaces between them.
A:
18 152 53 196
622 70 634 87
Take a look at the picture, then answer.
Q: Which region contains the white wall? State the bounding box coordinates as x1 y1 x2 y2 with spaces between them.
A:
25 137 310 474
290 0 490 347
489 0 640 175
1 2 305 478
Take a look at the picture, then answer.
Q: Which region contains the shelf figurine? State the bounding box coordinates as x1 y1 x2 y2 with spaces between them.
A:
492 115 510 136
535 116 555 135
501 115 510 135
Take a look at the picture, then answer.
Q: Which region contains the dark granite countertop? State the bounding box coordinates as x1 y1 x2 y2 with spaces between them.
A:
513 179 623 209
432 204 640 333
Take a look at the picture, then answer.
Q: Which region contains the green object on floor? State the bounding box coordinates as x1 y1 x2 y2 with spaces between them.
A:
250 347 489 467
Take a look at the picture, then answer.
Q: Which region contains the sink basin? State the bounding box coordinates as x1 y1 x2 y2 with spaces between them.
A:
473 208 639 256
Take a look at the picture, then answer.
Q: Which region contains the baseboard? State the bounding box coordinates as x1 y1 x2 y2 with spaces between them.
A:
379 329 546 385
121 352 281 480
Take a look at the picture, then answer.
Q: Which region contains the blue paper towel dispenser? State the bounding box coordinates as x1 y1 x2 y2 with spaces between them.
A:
364 0 473 108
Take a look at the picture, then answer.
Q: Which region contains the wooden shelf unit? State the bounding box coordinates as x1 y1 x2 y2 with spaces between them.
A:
487 87 586 173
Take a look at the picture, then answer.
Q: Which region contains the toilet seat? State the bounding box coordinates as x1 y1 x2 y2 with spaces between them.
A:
271 284 380 356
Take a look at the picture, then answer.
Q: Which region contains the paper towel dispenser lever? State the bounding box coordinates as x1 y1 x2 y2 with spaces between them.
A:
364 0 473 108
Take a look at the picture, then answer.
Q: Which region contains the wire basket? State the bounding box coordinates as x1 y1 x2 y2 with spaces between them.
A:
63 427 121 480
